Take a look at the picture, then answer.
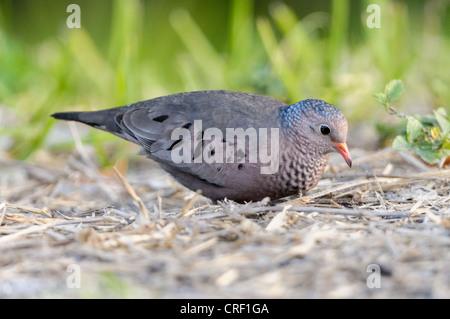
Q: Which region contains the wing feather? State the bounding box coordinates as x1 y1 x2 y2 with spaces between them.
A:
116 91 286 188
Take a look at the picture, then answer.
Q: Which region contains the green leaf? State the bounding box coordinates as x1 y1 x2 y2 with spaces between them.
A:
413 144 441 164
434 108 450 135
392 135 411 150
442 136 450 151
406 118 423 143
416 114 438 127
385 79 404 102
374 92 387 105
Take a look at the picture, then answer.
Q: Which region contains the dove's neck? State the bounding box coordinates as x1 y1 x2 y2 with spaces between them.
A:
279 102 307 132
278 105 330 173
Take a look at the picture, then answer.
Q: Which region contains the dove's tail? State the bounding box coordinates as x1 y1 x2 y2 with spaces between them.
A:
51 106 136 143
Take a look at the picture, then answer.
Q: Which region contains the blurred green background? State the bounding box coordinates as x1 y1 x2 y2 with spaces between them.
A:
0 0 449 165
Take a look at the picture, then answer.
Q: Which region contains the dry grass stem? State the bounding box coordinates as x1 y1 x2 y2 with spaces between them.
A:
113 166 150 224
0 148 448 298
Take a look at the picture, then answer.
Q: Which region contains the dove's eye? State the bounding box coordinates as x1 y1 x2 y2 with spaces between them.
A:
320 124 331 135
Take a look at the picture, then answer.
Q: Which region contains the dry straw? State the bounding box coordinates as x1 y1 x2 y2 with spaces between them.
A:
0 148 448 298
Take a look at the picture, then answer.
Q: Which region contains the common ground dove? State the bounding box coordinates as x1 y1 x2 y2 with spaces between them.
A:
52 90 351 202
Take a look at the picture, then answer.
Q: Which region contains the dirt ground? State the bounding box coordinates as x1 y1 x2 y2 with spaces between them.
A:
0 146 449 298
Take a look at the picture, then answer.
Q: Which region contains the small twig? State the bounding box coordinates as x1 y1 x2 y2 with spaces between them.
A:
265 205 291 231
237 205 411 218
180 191 201 217
184 237 217 255
398 151 430 172
304 180 378 200
66 123 119 202
350 148 397 166
372 173 385 196
0 202 6 225
0 215 127 244
113 166 150 224
328 171 446 180
385 105 411 120
68 121 96 169
1 202 52 218
0 223 54 244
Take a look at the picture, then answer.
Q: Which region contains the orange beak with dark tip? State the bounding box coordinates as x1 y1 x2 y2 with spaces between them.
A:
333 141 352 167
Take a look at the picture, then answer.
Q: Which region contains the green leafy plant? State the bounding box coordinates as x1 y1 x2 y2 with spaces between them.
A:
375 80 450 166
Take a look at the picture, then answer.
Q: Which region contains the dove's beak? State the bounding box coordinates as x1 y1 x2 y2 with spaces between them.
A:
333 142 352 167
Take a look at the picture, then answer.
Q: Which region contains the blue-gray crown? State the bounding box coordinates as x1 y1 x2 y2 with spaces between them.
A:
280 99 344 129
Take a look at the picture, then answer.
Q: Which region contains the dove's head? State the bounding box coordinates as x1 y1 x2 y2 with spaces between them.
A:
281 99 352 167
